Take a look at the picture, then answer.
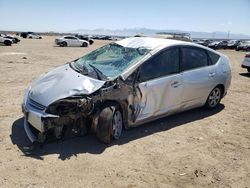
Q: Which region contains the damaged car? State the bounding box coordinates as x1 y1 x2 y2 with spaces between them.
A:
22 37 231 144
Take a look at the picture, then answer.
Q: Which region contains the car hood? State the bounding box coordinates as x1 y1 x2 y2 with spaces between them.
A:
29 64 105 107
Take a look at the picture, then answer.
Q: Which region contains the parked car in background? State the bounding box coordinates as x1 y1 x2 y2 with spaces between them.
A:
196 39 213 46
241 53 250 73
22 37 231 144
0 35 13 46
20 32 34 38
55 36 89 47
208 41 228 50
4 35 20 43
27 33 42 39
75 34 94 45
203 39 214 46
227 40 241 49
236 41 250 51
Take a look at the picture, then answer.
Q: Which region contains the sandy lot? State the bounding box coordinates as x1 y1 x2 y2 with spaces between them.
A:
0 36 249 188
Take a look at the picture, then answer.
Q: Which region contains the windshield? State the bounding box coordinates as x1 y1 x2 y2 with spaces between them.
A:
73 43 149 80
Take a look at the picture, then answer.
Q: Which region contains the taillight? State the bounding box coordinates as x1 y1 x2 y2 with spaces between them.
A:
245 53 250 58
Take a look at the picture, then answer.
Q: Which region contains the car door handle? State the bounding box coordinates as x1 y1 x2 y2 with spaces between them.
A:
171 81 181 88
209 72 216 77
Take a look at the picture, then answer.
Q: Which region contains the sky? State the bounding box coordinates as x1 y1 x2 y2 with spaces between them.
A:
0 0 250 35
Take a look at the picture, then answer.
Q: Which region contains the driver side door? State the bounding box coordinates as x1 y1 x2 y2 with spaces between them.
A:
135 47 183 123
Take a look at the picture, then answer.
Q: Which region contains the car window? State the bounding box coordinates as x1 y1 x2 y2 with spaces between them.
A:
207 50 220 65
139 48 179 82
181 47 208 71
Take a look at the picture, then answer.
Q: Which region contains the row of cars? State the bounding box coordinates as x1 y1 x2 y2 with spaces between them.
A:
0 33 20 46
193 39 250 51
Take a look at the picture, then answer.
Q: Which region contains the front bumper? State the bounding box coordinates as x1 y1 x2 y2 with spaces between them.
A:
22 92 59 143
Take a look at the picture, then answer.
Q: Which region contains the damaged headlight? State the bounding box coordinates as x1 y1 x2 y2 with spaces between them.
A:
45 97 93 116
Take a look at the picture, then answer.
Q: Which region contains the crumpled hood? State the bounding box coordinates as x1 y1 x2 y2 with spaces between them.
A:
29 64 105 107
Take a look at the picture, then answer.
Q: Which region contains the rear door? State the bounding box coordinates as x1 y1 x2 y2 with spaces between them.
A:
135 47 183 122
180 46 216 109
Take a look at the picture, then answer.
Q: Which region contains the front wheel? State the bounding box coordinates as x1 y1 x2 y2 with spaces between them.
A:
96 104 123 143
4 40 12 46
205 87 223 109
247 68 250 73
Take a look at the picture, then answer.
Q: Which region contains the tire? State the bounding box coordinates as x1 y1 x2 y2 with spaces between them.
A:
4 40 12 46
60 41 67 47
247 68 250 73
29 36 32 39
82 42 88 47
89 39 94 45
205 86 223 109
96 104 123 143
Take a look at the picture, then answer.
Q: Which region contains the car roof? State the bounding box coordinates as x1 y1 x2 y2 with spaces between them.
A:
115 37 190 51
117 37 224 80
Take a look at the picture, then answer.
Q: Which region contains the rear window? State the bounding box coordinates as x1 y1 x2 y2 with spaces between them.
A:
207 51 220 65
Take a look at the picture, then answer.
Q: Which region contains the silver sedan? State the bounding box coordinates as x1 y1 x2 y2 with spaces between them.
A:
22 37 231 144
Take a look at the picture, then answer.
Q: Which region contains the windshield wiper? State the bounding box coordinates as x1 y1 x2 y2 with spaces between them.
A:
70 61 88 75
88 64 107 80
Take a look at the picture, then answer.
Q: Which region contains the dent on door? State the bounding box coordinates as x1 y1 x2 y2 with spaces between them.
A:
132 74 183 123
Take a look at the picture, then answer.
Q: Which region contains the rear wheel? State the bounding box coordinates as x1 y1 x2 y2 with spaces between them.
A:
205 86 223 109
60 41 67 47
89 39 94 45
82 42 88 47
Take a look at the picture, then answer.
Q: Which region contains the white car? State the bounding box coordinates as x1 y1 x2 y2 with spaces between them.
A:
0 36 13 46
27 33 42 39
55 36 89 47
242 53 250 73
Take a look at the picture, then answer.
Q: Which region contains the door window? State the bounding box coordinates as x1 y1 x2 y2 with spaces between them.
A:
181 47 209 71
139 48 180 82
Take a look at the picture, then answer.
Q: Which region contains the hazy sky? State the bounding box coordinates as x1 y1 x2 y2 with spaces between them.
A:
0 0 250 35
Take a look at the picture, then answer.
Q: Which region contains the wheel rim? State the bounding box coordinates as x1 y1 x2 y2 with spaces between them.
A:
208 88 221 108
112 111 122 139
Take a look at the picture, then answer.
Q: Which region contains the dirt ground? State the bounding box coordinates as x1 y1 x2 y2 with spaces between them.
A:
0 36 249 188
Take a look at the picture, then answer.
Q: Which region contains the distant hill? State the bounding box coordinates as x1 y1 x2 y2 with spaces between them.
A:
71 28 250 39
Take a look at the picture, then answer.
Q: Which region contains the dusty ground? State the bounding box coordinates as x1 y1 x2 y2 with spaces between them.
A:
0 36 249 188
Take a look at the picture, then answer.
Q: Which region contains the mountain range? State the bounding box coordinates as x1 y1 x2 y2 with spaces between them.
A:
71 28 250 39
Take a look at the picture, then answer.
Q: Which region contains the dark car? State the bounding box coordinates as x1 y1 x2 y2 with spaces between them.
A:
236 41 250 51
75 34 94 45
227 40 241 49
20 32 34 38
